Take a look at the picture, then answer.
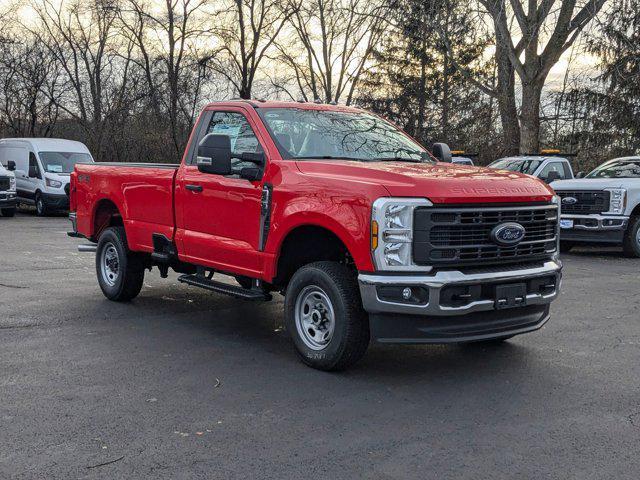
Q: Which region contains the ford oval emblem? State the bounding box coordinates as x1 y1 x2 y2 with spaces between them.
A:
562 196 578 205
491 222 526 246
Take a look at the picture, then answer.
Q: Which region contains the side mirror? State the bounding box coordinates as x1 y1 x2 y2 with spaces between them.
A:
576 171 584 178
432 143 452 163
545 170 561 183
28 165 39 178
197 134 232 175
6 160 15 171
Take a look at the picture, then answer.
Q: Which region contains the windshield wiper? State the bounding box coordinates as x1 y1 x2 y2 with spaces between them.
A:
374 156 425 163
300 155 366 161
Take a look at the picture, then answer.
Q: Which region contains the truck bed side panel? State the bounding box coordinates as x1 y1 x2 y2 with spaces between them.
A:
75 164 178 252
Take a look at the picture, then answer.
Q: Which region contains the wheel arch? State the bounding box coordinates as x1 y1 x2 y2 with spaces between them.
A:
272 223 359 289
92 198 124 241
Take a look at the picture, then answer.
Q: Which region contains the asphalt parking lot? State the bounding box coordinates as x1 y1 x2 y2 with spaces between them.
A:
1 213 639 479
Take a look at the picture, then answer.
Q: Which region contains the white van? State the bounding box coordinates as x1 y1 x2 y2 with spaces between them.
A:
0 138 94 215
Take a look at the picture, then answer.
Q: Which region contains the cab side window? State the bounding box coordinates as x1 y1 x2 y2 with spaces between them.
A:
206 112 262 175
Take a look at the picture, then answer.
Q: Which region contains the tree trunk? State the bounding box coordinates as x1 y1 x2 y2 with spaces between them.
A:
520 80 543 153
495 42 520 155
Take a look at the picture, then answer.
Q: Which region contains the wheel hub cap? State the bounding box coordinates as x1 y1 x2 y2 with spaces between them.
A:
294 286 335 350
101 243 120 287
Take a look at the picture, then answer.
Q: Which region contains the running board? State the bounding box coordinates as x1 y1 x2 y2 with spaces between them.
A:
177 274 272 301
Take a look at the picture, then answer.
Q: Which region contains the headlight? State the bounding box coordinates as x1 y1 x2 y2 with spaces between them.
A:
9 176 15 191
371 197 432 271
606 188 626 214
46 177 63 188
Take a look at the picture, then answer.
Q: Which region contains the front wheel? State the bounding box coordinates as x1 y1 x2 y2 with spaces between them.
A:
35 193 47 216
623 216 640 258
284 261 370 371
96 226 145 301
1 207 16 217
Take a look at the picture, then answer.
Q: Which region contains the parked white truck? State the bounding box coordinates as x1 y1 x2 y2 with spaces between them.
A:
0 159 17 217
551 156 640 256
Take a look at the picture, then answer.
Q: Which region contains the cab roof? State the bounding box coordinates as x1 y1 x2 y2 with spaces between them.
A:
496 155 570 163
203 99 365 113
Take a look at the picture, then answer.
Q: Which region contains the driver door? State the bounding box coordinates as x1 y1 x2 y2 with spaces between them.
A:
176 108 266 277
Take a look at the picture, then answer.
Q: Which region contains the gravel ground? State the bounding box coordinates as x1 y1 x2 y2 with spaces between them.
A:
1 212 639 479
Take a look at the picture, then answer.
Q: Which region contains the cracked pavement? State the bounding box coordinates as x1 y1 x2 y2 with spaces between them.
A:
1 212 639 479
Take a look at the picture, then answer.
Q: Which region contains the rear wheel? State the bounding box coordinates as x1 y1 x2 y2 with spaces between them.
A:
559 241 574 253
284 261 369 371
96 226 145 301
35 193 47 216
623 216 640 258
1 208 15 217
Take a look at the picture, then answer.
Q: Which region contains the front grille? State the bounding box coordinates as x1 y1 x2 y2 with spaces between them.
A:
0 176 9 191
557 190 609 214
413 205 558 267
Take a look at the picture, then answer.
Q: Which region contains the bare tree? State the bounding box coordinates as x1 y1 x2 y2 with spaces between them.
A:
212 0 297 100
28 0 138 158
481 0 606 152
120 0 212 154
275 0 387 104
0 39 61 136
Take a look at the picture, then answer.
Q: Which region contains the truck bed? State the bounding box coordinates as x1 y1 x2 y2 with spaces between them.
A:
74 163 179 252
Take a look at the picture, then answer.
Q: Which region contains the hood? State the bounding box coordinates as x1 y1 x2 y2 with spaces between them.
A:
551 178 639 191
0 165 13 177
295 160 553 204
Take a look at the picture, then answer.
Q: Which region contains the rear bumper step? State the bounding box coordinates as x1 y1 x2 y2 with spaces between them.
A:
178 274 272 301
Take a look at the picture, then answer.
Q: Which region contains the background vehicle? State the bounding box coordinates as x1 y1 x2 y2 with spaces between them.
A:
552 156 640 256
69 100 562 371
0 160 17 217
451 151 476 166
0 138 94 216
489 153 574 183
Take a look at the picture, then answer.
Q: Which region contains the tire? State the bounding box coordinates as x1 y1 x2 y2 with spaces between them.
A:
1 208 16 217
623 215 640 258
35 193 47 216
96 226 145 301
559 241 574 253
284 261 370 371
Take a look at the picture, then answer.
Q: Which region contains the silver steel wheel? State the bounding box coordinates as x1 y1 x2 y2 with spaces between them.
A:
294 285 336 351
36 197 44 215
636 227 640 247
100 242 120 287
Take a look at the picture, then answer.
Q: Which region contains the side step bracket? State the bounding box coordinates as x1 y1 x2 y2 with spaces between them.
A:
178 274 272 301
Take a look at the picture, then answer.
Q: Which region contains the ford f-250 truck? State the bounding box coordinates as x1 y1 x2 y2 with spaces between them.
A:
69 100 562 371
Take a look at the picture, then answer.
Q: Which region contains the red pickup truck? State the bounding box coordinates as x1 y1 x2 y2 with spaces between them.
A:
69 100 562 370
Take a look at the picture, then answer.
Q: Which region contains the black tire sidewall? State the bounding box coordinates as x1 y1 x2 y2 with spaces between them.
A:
35 194 45 216
625 217 640 257
96 228 130 300
285 265 353 369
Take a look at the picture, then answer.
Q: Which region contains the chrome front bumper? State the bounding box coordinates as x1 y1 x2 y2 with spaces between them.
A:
561 213 628 231
358 260 562 317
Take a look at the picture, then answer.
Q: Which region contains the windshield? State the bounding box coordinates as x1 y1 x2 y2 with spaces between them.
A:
489 158 543 175
258 108 429 162
586 160 640 178
39 151 93 173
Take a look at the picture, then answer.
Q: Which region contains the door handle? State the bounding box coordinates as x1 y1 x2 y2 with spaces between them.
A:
185 184 203 192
